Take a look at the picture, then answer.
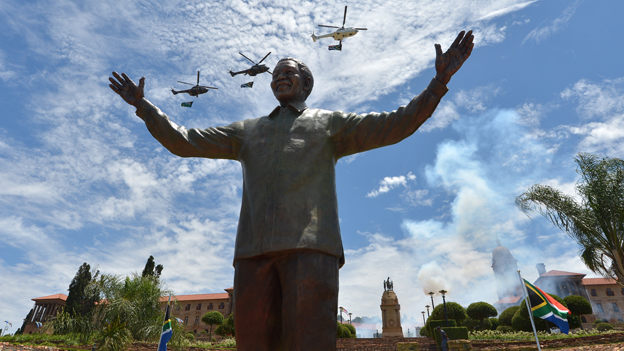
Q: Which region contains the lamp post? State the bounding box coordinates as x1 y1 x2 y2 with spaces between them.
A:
421 311 426 325
428 291 435 309
439 290 449 327
425 305 430 318
349 313 352 324
339 306 344 323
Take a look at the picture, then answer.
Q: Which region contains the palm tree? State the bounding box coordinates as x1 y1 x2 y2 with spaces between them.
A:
516 153 624 284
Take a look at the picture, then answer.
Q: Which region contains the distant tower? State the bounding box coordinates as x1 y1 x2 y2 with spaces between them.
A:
492 238 522 300
380 277 403 337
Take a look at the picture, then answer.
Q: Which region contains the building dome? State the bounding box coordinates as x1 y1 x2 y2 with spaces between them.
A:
491 238 522 301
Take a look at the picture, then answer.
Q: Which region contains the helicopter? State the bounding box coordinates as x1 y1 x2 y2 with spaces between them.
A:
171 71 218 97
229 52 272 77
311 6 367 49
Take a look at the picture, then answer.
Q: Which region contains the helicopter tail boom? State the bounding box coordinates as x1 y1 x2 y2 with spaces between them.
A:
171 88 179 95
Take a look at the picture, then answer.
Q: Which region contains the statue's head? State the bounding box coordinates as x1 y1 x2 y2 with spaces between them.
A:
271 58 314 106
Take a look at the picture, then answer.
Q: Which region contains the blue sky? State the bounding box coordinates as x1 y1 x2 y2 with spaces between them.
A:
1 0 624 336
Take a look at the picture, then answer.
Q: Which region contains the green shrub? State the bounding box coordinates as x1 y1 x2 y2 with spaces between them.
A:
597 322 613 331
185 333 195 341
343 323 357 338
337 322 351 338
433 327 468 348
499 306 520 326
489 318 499 330
430 302 467 326
463 317 491 332
496 325 514 333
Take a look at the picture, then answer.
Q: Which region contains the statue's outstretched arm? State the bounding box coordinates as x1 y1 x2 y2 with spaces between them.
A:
434 30 474 85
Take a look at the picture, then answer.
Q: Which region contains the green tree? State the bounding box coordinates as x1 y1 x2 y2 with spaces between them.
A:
466 302 497 330
17 309 33 335
51 272 170 350
516 153 624 283
498 306 520 326
141 256 163 278
65 263 99 317
564 295 592 329
429 302 467 326
202 311 224 340
215 314 235 337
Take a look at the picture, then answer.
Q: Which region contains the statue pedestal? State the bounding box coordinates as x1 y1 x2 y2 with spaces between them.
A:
380 290 403 337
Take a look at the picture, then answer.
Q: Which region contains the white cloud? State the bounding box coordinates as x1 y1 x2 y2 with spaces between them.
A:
523 0 582 44
367 172 416 198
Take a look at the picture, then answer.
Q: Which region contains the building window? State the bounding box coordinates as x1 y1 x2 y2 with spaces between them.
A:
185 304 191 311
621 288 624 295
194 316 200 325
581 316 587 323
596 303 604 314
219 302 225 309
196 304 202 310
175 305 180 311
606 288 615 296
184 316 189 324
208 303 213 310
591 289 597 296
613 303 620 313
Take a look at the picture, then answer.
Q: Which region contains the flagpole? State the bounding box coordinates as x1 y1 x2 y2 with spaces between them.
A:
157 294 172 351
518 270 542 351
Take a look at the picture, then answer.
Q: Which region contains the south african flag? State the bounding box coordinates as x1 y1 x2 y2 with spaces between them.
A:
241 82 254 88
329 44 342 51
181 101 193 108
157 298 172 351
524 279 570 334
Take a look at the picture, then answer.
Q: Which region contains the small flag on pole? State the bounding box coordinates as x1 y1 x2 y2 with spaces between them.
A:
4 321 11 327
35 322 42 328
181 101 193 108
157 296 173 351
175 317 184 324
241 82 254 88
328 44 342 51
523 279 570 334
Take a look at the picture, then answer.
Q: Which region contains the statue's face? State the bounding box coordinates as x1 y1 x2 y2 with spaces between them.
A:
271 60 310 105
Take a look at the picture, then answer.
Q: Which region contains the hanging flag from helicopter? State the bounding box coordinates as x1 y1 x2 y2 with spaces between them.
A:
241 82 254 88
181 101 193 108
328 44 342 51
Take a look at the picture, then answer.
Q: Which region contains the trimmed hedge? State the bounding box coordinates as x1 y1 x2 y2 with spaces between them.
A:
597 322 613 331
433 327 469 350
426 319 457 338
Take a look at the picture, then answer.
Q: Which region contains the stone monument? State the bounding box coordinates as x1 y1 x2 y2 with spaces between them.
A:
381 277 403 337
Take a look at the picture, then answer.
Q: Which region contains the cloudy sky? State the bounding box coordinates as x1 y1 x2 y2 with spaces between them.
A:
1 0 623 336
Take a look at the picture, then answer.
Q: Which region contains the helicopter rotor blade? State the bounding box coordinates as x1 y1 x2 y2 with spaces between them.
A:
197 71 200 85
257 52 271 64
318 25 340 28
354 28 368 30
199 86 219 90
177 81 195 86
343 6 347 26
239 52 256 64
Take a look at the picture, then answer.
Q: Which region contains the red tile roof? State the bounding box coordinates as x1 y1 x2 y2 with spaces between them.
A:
541 270 586 277
32 294 67 301
160 293 230 302
582 277 618 286
494 296 522 304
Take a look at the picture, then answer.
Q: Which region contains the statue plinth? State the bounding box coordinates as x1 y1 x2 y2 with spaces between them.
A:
380 289 403 337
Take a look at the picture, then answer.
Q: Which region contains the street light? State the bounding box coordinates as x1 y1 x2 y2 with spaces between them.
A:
421 311 426 326
339 306 344 323
425 305 430 318
349 312 352 324
439 290 449 327
428 291 435 309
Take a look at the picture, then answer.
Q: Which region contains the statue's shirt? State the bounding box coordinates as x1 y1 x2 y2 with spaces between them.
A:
136 78 447 267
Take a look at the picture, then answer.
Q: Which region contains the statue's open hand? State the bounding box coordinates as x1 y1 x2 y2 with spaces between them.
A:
435 30 474 85
109 72 145 106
